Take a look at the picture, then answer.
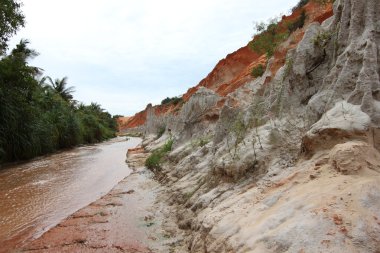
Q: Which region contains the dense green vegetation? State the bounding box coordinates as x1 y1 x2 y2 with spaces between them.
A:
248 0 310 78
0 1 117 164
0 0 24 53
248 0 333 74
145 139 173 170
161 96 182 106
249 9 307 59
249 19 289 58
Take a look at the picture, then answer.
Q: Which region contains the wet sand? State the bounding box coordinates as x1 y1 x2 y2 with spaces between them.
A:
18 147 182 253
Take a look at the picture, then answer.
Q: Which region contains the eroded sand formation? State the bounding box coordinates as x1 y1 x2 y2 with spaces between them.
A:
123 0 380 252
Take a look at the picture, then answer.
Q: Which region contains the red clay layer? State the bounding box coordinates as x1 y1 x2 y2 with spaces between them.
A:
118 1 333 131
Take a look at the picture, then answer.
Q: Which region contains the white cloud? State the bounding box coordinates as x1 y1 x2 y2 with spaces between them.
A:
11 0 300 115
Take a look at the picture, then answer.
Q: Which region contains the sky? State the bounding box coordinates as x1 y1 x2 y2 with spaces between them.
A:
10 0 300 116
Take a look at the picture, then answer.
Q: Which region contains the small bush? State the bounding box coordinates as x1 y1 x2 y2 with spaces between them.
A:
249 18 289 58
191 137 210 148
145 151 162 170
287 10 307 33
225 114 248 160
283 57 294 81
313 31 332 48
161 96 183 105
199 138 209 147
145 139 173 170
162 139 173 153
157 126 165 139
251 64 265 78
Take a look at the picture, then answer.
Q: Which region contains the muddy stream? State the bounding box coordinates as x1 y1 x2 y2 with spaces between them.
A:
0 137 141 251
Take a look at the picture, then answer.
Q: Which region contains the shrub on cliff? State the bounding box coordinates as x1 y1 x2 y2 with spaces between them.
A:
161 96 183 105
145 139 173 170
156 126 166 139
287 10 307 33
251 64 265 78
249 19 289 58
249 3 309 58
145 151 161 170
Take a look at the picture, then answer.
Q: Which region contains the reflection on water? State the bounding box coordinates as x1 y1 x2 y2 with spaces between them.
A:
0 137 140 249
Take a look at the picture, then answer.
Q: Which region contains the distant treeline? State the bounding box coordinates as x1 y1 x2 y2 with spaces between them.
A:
0 0 118 164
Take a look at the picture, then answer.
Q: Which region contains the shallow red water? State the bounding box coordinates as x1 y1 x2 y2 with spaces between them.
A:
0 137 140 250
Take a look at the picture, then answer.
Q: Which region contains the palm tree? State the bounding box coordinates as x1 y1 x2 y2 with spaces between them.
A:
11 39 42 76
46 76 75 101
37 76 52 90
89 102 102 111
11 39 38 60
37 76 47 86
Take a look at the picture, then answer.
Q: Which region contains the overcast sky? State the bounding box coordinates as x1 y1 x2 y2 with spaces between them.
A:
10 0 300 116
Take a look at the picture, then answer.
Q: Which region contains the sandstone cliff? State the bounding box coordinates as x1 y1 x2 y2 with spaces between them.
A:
119 1 333 132
125 0 380 252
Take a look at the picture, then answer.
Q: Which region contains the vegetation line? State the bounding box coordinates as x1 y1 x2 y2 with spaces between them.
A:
0 1 118 164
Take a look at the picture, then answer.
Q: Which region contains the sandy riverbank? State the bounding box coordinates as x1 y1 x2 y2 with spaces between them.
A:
19 146 183 253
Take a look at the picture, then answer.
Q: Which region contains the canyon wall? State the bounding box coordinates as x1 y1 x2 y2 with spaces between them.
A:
126 0 380 252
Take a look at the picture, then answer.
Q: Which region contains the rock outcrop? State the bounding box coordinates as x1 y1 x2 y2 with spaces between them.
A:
123 0 380 252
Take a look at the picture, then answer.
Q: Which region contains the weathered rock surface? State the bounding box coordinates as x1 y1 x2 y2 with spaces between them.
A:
124 0 380 252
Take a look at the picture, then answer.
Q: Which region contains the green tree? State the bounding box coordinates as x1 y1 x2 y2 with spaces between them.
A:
0 2 118 164
0 40 117 163
0 0 25 53
47 76 75 102
0 40 41 161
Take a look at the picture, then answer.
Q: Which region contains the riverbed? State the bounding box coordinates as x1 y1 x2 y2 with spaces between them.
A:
0 137 141 251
